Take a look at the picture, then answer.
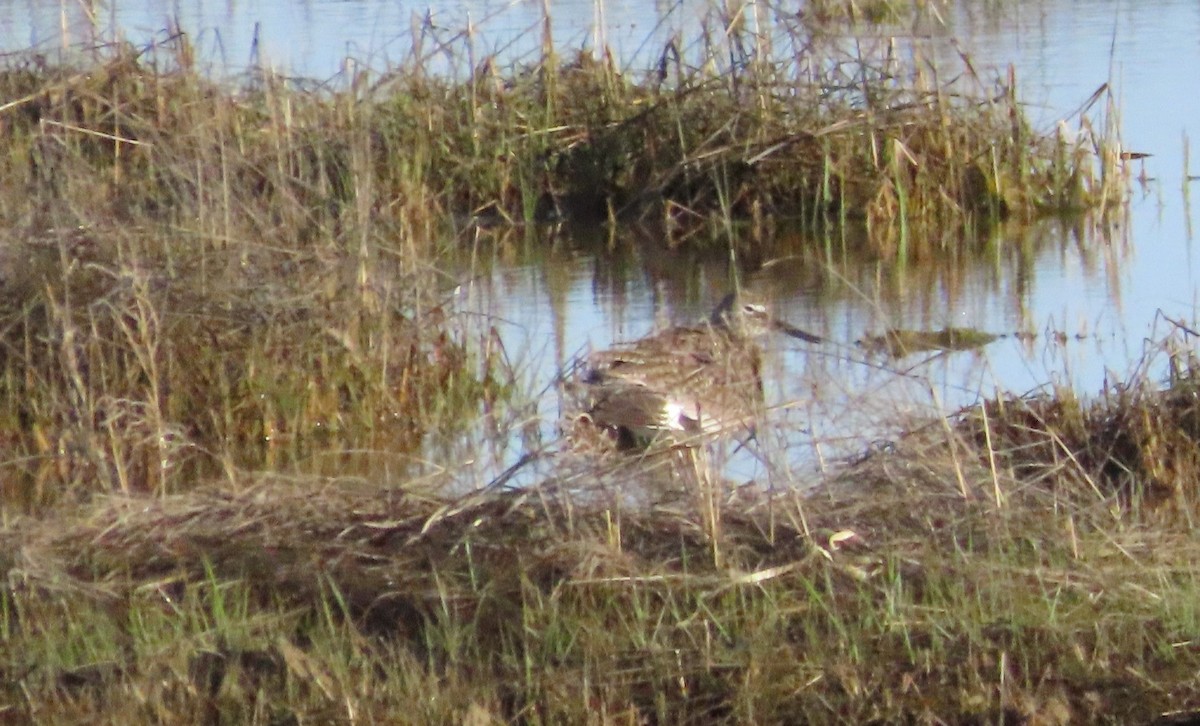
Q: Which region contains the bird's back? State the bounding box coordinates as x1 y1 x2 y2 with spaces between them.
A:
576 322 765 447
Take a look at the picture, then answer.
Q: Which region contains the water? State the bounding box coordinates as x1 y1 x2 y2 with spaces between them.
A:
0 0 710 77
2 0 1196 484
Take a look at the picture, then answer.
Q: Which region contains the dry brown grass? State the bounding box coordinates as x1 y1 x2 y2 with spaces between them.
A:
964 318 1200 522
5 386 1200 724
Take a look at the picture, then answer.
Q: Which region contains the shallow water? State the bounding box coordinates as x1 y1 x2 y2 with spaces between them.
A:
3 0 1197 485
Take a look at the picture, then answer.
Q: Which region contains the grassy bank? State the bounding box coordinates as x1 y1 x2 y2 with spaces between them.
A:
5 331 1200 723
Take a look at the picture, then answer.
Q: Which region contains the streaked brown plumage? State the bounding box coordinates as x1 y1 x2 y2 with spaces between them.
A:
574 293 821 449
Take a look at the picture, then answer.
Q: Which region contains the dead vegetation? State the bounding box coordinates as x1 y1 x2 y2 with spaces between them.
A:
963 320 1200 520
0 8 1165 725
7 333 1200 724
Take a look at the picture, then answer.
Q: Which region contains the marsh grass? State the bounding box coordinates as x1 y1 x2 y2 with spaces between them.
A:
0 221 493 505
0 8 1160 723
0 39 516 504
8 346 1200 723
965 317 1200 522
0 5 1124 505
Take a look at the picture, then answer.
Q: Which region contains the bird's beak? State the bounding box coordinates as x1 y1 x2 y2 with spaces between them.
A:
772 319 823 343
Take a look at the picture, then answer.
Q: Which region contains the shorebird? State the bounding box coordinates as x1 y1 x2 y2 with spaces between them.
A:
572 293 822 449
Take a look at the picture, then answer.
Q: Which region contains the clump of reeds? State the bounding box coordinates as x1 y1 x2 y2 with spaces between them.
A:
0 228 497 505
2 12 1122 243
959 317 1200 520
0 37 532 504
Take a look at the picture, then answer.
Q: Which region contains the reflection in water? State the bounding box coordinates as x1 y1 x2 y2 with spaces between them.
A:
442 213 1128 489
